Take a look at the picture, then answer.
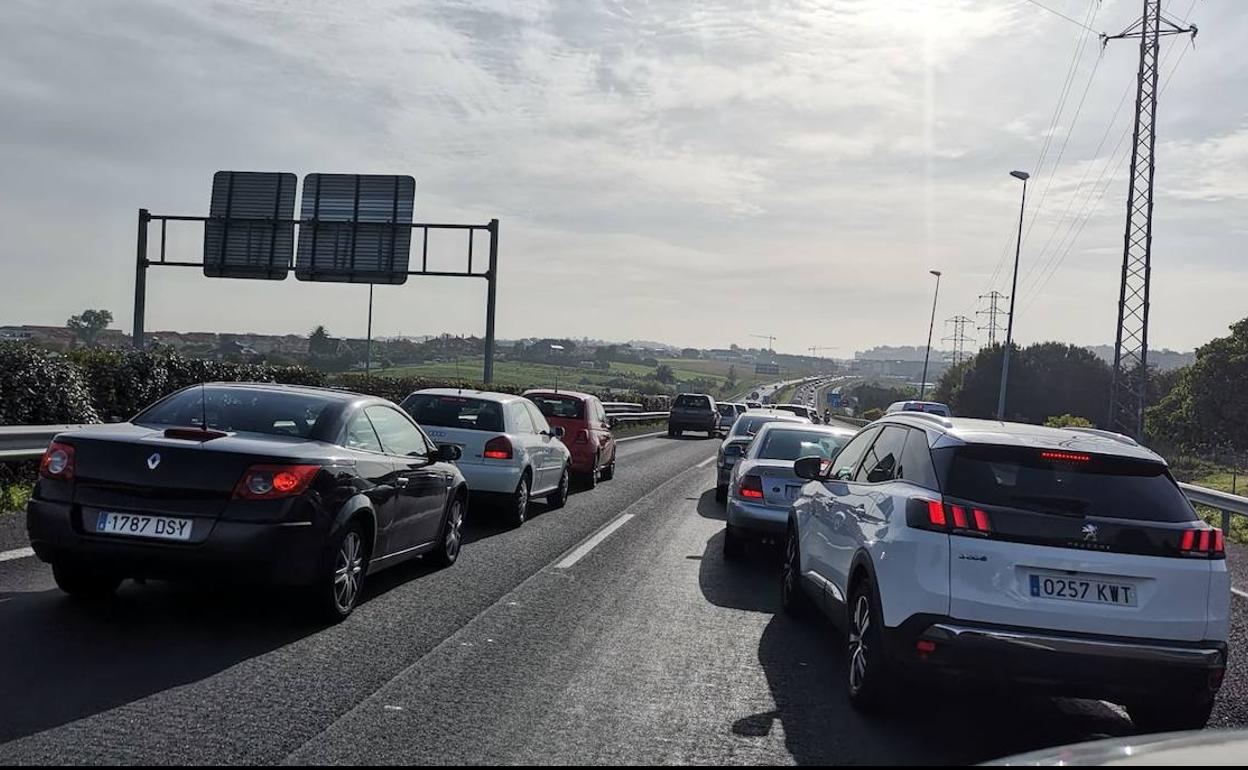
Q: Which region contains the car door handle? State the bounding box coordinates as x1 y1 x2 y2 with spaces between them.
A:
395 477 409 489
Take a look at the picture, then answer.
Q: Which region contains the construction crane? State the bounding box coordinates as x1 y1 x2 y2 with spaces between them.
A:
807 345 836 357
751 333 777 352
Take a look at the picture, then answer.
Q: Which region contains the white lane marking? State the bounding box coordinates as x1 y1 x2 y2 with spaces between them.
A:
617 431 665 444
695 455 716 468
1233 587 1248 601
553 514 635 569
0 547 34 563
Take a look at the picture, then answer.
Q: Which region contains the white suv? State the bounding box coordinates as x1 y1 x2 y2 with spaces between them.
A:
782 413 1230 733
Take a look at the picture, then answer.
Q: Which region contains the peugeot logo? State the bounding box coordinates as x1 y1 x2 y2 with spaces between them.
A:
146 452 161 470
1081 523 1098 542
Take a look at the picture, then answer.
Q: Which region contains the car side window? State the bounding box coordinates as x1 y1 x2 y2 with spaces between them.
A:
511 402 536 434
829 426 879 480
897 427 939 490
365 406 430 458
856 426 908 483
526 402 552 434
592 399 607 425
344 411 384 453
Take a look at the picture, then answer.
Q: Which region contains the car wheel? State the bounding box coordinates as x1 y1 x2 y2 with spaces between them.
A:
547 465 570 509
667 426 676 437
600 458 615 481
313 519 368 623
581 457 598 489
51 562 121 601
846 580 893 710
675 428 683 437
430 494 465 569
508 475 530 527
781 524 813 619
714 484 727 503
722 524 745 560
1127 693 1215 733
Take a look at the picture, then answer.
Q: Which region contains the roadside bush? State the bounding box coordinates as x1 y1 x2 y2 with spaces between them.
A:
861 407 884 421
0 343 99 425
1044 414 1094 428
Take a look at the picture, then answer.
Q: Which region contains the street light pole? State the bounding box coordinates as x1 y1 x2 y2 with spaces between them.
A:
996 170 1029 420
919 269 942 399
365 284 374 378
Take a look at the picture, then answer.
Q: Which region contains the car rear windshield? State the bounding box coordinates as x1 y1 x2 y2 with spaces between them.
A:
938 445 1195 523
528 395 584 419
402 394 505 432
134 387 336 438
674 394 710 408
757 429 848 461
731 416 785 436
717 404 736 416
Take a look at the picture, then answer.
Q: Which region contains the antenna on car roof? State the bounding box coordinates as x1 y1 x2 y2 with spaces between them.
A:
200 381 208 432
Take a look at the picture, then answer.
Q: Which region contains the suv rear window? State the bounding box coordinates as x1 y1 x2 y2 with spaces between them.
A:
717 403 736 416
401 394 505 432
528 395 584 419
937 445 1195 523
731 415 785 437
674 394 710 408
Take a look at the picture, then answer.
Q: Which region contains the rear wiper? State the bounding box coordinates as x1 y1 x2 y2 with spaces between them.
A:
1007 494 1089 517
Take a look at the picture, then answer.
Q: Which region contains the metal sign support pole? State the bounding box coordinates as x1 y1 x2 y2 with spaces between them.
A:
133 208 150 349
483 219 499 384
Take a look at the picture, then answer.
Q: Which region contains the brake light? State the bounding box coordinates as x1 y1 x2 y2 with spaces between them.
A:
39 441 75 480
233 464 319 500
739 474 764 499
483 436 513 460
973 508 990 533
1179 527 1224 559
926 500 946 527
951 505 968 529
1041 450 1091 463
908 498 991 536
574 429 590 445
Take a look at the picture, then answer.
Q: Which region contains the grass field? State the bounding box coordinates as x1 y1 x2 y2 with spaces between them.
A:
1190 468 1248 543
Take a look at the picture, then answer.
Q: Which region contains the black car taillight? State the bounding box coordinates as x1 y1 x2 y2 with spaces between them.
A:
738 474 764 499
1179 527 1225 559
233 464 319 500
906 498 990 536
483 436 513 460
39 441 75 480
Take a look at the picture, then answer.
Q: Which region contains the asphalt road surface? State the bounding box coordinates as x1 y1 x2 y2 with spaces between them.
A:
1 433 1245 764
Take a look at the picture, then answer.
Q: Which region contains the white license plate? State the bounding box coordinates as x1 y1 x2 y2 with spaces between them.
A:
95 511 193 541
785 485 802 501
1028 573 1136 606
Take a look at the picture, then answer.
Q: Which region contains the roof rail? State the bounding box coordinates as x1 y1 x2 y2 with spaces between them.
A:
1062 426 1140 447
886 411 954 429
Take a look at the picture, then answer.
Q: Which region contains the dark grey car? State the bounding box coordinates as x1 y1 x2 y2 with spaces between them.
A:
668 393 718 438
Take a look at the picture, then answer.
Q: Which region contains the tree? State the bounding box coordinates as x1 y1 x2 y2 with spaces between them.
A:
727 364 738 387
1045 414 1094 428
654 364 676 384
309 325 336 356
1147 317 1248 453
66 309 113 348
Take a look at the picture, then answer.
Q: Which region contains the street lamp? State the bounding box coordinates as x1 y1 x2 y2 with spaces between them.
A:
919 269 942 399
996 170 1029 420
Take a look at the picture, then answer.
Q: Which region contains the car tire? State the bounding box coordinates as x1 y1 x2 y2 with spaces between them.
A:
722 524 745 560
430 494 465 569
547 465 570 509
1127 693 1215 733
846 579 894 711
781 524 812 619
312 519 369 624
600 458 615 481
51 562 122 601
667 426 676 438
580 458 598 489
508 475 530 527
715 484 727 503
675 428 683 437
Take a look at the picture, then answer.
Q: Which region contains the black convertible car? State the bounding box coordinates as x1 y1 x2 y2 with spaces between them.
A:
26 382 468 621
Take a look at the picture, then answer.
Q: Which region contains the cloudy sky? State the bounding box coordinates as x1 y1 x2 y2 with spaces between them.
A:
1 0 1244 355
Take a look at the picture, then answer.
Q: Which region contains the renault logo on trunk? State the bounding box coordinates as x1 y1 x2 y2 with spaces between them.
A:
146 453 161 470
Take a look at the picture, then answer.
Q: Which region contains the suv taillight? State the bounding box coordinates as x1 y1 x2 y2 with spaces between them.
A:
906 498 990 536
483 436 513 460
1180 527 1225 559
738 474 764 499
39 441 75 480
233 464 319 500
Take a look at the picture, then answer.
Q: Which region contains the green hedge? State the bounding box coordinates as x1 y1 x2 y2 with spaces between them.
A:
0 343 100 425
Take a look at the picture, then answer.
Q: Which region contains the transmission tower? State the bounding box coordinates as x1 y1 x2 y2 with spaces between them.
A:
977 291 1007 347
1104 1 1196 438
943 316 975 367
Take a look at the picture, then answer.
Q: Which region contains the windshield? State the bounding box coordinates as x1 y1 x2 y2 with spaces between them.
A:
134 387 335 438
674 394 710 409
756 429 849 461
528 395 584 419
731 415 789 437
938 445 1196 523
401 394 505 432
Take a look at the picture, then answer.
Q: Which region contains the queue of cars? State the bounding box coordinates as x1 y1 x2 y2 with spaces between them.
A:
26 382 621 622
710 402 1231 734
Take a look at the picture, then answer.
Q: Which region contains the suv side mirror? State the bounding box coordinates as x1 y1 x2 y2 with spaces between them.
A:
794 455 824 480
434 444 462 462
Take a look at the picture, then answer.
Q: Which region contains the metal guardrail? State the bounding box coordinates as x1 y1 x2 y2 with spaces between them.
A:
607 411 669 424
0 425 91 462
1179 482 1248 534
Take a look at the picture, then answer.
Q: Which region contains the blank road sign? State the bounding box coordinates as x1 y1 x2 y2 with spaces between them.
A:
203 171 297 280
295 174 415 285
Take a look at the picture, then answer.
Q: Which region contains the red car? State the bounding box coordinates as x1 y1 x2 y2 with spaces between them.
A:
524 390 616 487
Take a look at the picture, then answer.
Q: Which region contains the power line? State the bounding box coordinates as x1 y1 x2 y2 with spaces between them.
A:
1020 0 1103 34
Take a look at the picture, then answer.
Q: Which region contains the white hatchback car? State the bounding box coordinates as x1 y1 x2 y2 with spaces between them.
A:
400 389 571 526
783 413 1230 733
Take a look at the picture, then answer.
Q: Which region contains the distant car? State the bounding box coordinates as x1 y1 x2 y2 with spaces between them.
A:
401 389 571 526
772 403 820 423
668 393 718 438
524 389 616 488
885 400 952 417
715 402 747 435
26 383 469 622
715 408 809 502
723 422 855 558
745 400 763 409
783 413 1228 732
